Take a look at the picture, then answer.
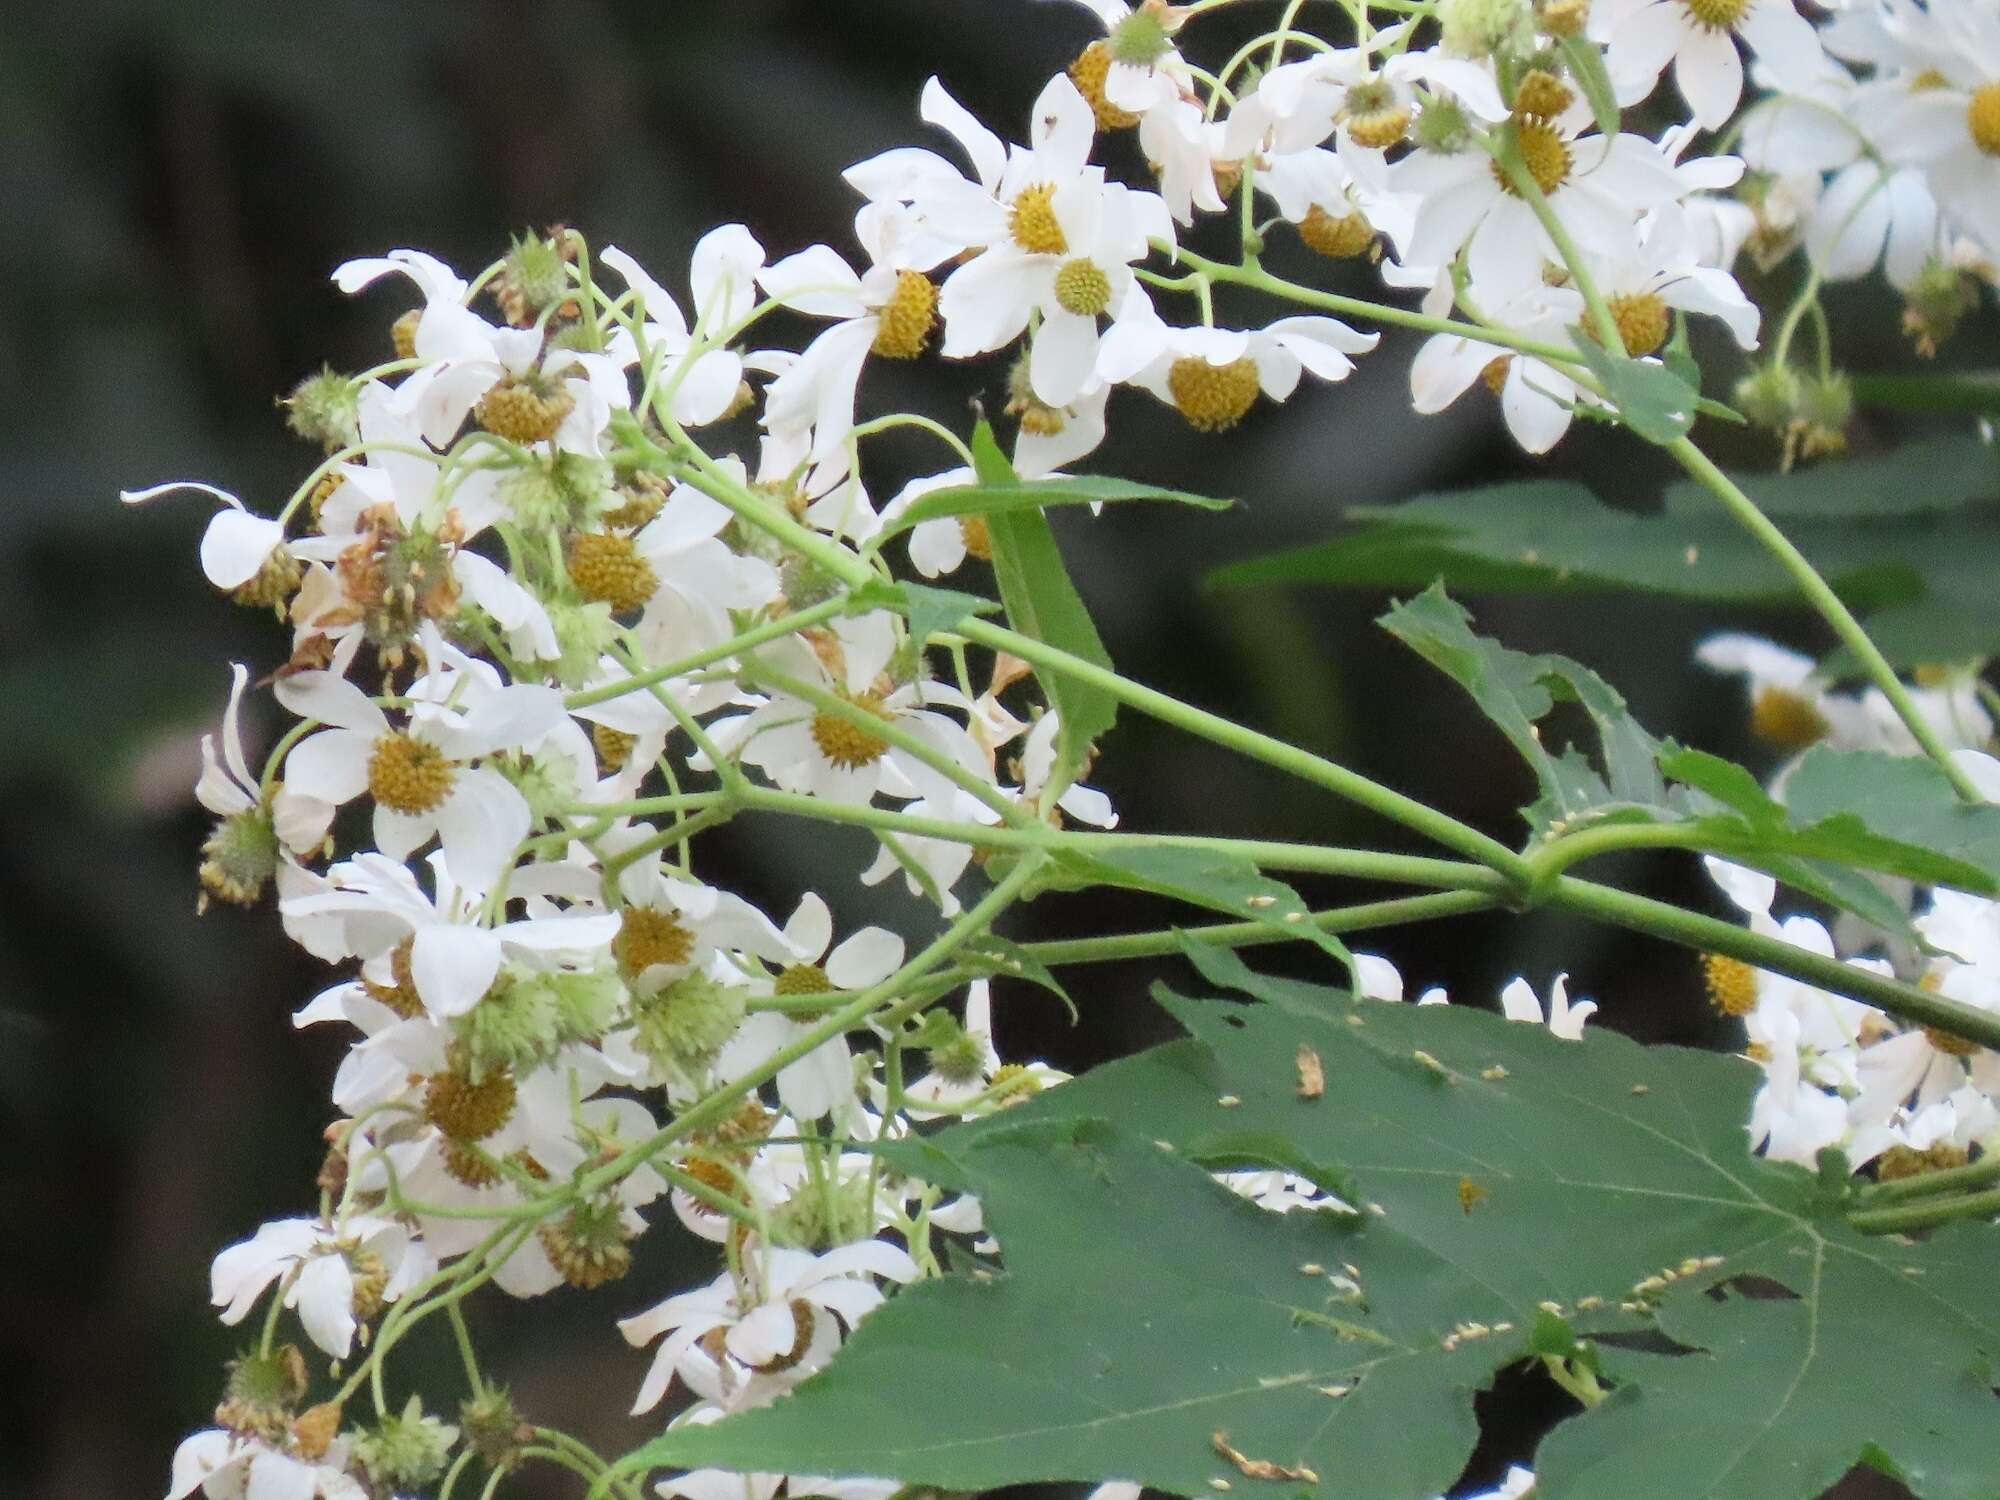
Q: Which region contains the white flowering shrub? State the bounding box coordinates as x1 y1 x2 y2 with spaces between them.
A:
131 1 2000 1497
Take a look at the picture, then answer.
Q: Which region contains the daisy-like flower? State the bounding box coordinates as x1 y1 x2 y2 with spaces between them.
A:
275 645 564 893
1394 116 1691 304
1592 0 1828 129
1581 203 1763 356
280 848 617 1017
600 236 760 429
1871 4 2000 250
119 480 293 601
1499 973 1598 1038
1098 289 1378 432
902 981 1067 1116
716 610 989 808
196 665 335 890
719 893 906 1121
628 468 782 663
1410 281 1586 454
754 203 958 492
619 1239 918 1415
210 1213 432 1359
1045 0 1193 129
1750 1008 1854 1165
168 1430 366 1500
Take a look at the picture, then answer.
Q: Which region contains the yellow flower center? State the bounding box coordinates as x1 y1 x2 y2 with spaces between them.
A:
1968 82 2000 156
1167 355 1261 431
1298 205 1376 258
959 514 994 561
1494 118 1573 196
1749 685 1829 752
362 937 426 1019
1923 1024 1980 1058
476 374 574 445
774 962 833 996
568 532 659 613
367 732 455 815
1344 102 1411 149
423 1060 518 1141
1875 1141 1972 1181
1010 183 1069 255
1681 0 1748 29
1538 0 1590 36
592 722 638 770
1604 291 1671 357
871 270 938 358
1514 69 1575 120
1053 258 1114 316
615 906 695 977
1068 40 1141 131
1701 953 1759 1018
809 691 892 769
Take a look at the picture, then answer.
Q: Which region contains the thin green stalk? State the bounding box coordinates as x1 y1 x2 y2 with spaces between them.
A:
1666 438 1982 801
1855 1150 2000 1205
447 1301 484 1397
1177 246 1589 368
577 859 1045 1199
564 597 849 709
1547 874 2000 1049
1847 1186 2000 1235
1016 890 1497 964
953 613 1535 883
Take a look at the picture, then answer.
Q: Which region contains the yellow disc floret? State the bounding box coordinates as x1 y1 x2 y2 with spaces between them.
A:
1968 82 2000 156
871 270 938 358
1749 685 1829 752
774 962 833 996
1298 205 1376 258
1167 355 1261 432
1603 291 1671 357
615 905 696 978
1010 183 1069 255
959 514 994 561
1069 40 1142 131
592 722 638 770
809 691 892 769
476 373 574 445
423 1059 518 1141
1494 117 1573 195
1923 1024 1980 1058
1702 953 1759 1018
1515 69 1575 120
568 532 658 613
367 732 455 815
1053 258 1114 317
1682 0 1747 27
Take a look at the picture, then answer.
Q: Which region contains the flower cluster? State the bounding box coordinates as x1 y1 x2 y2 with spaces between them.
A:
130 0 1996 1495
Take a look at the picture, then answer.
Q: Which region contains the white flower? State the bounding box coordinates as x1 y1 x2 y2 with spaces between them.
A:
1395 121 1690 304
210 1214 430 1358
601 237 759 429
718 894 906 1121
119 481 290 595
168 1430 366 1500
275 642 564 893
1593 0 1827 129
1099 291 1378 428
1588 204 1762 350
1499 973 1597 1038
716 610 989 808
1871 3 2000 250
1410 282 1585 454
632 468 782 662
619 1240 918 1415
197 665 334 857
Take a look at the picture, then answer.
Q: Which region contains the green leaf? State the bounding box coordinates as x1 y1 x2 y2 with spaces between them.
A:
970 420 1118 785
1051 844 1355 973
631 989 2000 1499
1379 584 1668 831
1205 437 2000 669
886 474 1233 536
1557 33 1619 139
849 579 999 646
1783 748 2000 889
1575 338 1696 445
956 933 1080 1023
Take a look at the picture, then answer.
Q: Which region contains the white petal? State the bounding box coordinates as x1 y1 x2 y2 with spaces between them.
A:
200 510 285 590
434 768 530 895
275 672 389 736
293 1253 357 1358
410 924 503 1018
826 926 905 988
921 76 1007 189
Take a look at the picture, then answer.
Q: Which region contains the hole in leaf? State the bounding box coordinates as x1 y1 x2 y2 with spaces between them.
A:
1594 1326 1704 1357
1702 1273 1801 1302
1221 1014 1248 1029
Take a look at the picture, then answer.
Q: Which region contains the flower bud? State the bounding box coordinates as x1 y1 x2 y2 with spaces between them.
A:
353 1395 459 1490
1440 0 1533 59
1901 259 1980 357
281 367 361 452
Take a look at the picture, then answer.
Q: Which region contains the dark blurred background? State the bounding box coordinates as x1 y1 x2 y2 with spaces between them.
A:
2 3 1980 1497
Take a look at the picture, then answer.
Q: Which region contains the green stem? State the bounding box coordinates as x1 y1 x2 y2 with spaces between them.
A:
1546 874 2000 1049
564 597 849 709
954 613 1535 883
1016 890 1497 964
575 858 1044 1199
1178 247 1587 368
447 1301 484 1397
1847 1186 2000 1235
1666 437 1982 801
1856 1150 2000 1205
